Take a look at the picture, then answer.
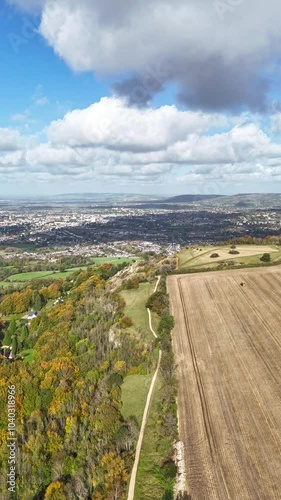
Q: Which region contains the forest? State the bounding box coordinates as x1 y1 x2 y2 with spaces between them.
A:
0 258 177 499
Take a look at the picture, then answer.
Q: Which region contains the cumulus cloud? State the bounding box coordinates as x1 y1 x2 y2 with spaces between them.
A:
112 76 164 108
8 0 281 112
47 96 229 152
0 128 22 151
2 101 281 188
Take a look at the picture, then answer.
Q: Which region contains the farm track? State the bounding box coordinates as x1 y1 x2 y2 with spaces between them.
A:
168 266 281 500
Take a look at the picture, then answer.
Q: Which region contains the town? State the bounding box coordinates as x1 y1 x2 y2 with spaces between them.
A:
0 196 280 249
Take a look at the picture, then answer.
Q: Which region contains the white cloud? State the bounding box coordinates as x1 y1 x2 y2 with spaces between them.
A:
35 96 49 106
47 96 228 151
7 0 281 111
4 1 281 190
32 0 281 72
2 100 281 188
0 128 22 151
10 110 30 123
5 0 281 111
32 84 49 107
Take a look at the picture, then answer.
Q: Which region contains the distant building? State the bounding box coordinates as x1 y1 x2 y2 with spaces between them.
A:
27 311 39 320
54 297 64 305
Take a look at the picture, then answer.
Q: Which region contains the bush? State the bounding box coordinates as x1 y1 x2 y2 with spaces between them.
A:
158 315 175 338
260 253 271 262
146 291 169 315
119 317 133 328
123 277 139 290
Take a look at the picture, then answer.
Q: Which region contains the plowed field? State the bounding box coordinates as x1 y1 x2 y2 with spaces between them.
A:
168 266 281 500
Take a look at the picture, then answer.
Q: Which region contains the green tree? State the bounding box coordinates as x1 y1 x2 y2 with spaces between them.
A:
158 315 174 338
8 318 17 336
260 253 271 262
33 291 43 311
12 334 18 356
2 329 12 347
19 325 29 348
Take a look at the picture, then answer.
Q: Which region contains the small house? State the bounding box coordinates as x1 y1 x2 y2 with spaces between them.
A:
27 311 39 320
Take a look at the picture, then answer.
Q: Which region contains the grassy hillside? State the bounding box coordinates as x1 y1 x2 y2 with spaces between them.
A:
177 244 281 272
0 257 136 287
120 282 155 337
121 374 153 426
121 276 177 500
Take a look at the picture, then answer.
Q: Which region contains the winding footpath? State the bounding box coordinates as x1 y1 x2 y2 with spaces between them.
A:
127 276 162 500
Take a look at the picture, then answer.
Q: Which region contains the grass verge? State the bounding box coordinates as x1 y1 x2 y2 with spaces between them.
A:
121 374 153 427
134 377 175 500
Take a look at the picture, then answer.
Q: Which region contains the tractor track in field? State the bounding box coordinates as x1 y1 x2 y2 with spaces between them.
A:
178 278 217 460
168 267 281 499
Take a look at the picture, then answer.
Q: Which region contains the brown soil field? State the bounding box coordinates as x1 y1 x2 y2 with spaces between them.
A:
168 266 281 500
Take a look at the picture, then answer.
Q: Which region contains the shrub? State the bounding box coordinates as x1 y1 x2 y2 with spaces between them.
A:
260 253 271 262
158 315 175 338
119 317 133 328
146 291 169 315
123 277 139 289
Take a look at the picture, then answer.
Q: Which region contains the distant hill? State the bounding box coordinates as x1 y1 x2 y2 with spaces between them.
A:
51 193 164 203
162 194 224 203
203 193 281 209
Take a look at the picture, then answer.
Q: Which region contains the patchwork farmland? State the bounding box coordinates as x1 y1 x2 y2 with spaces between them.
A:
168 266 281 500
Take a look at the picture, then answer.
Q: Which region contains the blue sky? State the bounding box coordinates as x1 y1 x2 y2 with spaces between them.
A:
1 0 281 196
0 3 111 132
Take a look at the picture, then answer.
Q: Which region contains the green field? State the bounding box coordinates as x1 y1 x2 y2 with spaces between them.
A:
7 271 56 282
177 244 281 272
7 266 94 283
121 374 153 426
120 282 155 336
0 257 137 286
92 257 136 265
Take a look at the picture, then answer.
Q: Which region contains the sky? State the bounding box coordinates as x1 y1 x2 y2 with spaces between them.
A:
1 0 281 197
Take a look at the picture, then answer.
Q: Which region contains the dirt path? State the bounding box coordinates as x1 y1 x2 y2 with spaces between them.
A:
127 276 162 500
168 266 281 500
147 276 160 339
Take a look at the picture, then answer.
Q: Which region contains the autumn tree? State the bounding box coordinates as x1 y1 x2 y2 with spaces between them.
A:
100 452 128 499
